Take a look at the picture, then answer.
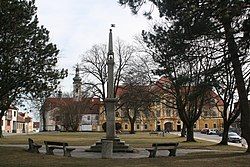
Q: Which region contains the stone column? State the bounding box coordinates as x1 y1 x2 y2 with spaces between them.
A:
101 139 113 159
105 29 117 140
105 98 116 139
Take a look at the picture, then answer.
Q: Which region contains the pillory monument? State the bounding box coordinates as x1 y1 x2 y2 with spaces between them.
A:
86 26 134 155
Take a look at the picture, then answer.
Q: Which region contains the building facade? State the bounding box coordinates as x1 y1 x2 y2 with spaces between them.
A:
41 69 223 133
40 97 102 131
98 77 224 133
1 106 18 133
40 66 103 132
1 106 34 134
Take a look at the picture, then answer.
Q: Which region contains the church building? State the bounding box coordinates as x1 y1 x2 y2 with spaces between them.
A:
39 65 102 132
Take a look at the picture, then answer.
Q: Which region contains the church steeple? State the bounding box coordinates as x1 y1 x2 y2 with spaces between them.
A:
73 64 82 100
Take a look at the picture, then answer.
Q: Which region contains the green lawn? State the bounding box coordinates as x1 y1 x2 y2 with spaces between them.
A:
0 132 249 167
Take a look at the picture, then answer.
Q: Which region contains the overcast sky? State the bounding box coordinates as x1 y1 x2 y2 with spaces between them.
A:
35 0 155 93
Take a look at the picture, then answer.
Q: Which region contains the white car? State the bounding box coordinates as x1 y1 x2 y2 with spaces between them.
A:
208 129 218 135
228 132 242 143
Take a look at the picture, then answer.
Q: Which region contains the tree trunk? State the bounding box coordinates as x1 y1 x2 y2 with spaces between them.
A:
231 51 250 153
72 125 78 132
41 111 47 131
181 123 186 137
0 125 2 138
219 123 230 145
186 124 196 142
222 18 250 153
130 120 135 134
0 126 2 138
0 115 3 138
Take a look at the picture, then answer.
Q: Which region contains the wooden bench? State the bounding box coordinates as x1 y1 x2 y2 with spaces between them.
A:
44 141 75 157
149 132 160 136
146 142 179 158
27 138 42 153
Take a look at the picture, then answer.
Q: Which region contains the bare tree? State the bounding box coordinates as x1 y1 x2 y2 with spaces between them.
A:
49 95 94 132
213 59 249 145
119 0 250 152
51 100 85 131
81 44 107 100
118 85 154 134
80 39 136 103
143 25 216 142
117 58 155 134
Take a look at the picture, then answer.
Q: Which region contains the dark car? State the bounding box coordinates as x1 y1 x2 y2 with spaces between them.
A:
201 128 209 134
228 132 242 143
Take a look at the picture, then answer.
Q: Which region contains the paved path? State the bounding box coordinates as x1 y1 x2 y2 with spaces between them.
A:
1 132 247 158
0 144 213 159
171 132 248 148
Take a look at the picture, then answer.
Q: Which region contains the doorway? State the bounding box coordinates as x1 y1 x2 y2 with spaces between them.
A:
177 125 181 131
164 122 173 131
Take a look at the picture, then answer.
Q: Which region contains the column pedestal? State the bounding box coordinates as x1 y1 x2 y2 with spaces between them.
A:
102 140 113 158
85 137 134 153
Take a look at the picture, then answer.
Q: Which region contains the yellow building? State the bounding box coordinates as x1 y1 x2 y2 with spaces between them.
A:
98 78 224 133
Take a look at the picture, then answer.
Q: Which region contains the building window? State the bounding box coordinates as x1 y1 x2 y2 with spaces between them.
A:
87 116 91 120
157 111 160 117
166 109 171 117
55 116 60 121
194 123 197 129
120 111 124 117
175 111 179 117
115 112 119 117
7 120 10 126
205 124 208 128
213 123 217 128
125 124 128 129
95 115 99 120
137 124 140 130
14 111 16 117
155 98 161 105
144 124 148 130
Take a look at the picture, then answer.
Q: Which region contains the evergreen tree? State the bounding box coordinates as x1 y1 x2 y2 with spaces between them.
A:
0 0 67 136
119 0 250 151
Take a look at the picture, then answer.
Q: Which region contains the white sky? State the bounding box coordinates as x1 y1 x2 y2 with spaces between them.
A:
35 0 155 93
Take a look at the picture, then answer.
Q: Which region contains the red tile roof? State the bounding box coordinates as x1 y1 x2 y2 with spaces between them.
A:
117 76 224 107
43 97 101 114
17 114 25 123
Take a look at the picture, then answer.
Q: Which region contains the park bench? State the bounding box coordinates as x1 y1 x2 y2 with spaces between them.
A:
27 138 42 153
44 141 75 157
149 131 167 136
146 142 179 158
149 131 160 136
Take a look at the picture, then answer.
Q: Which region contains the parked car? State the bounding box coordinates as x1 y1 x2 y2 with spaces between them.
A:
218 131 223 136
208 129 218 135
228 132 242 143
201 128 209 134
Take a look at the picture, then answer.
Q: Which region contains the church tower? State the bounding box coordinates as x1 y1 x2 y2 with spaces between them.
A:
73 64 82 100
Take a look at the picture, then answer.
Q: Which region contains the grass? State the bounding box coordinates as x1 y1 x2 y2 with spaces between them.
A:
0 132 249 167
